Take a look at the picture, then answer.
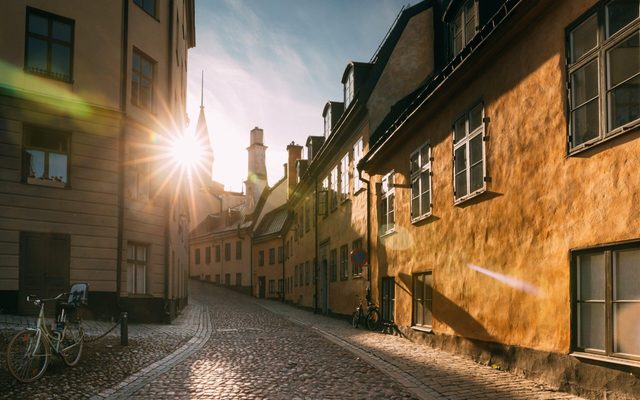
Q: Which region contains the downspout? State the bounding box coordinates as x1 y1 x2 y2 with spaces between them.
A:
313 177 319 313
164 0 175 320
116 0 130 313
358 166 372 303
281 234 285 302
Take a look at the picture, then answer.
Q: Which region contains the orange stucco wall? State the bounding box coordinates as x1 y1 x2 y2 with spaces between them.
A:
367 0 639 355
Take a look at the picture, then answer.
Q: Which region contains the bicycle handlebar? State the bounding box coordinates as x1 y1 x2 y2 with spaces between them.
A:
26 292 70 306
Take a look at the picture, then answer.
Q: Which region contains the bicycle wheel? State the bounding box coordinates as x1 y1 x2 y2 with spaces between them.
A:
351 311 360 328
366 309 381 331
6 329 50 382
60 322 84 367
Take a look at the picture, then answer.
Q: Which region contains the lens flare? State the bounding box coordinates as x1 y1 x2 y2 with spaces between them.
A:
467 263 543 297
170 133 204 172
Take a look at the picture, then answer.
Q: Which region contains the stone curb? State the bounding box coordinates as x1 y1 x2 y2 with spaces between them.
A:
89 304 212 400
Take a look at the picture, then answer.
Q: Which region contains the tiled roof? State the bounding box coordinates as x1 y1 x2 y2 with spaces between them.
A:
253 207 289 238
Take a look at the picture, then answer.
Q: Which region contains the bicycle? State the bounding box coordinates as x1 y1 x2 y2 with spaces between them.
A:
351 297 381 331
6 282 88 382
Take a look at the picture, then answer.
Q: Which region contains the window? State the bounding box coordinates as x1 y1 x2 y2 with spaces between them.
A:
278 246 284 263
352 238 364 276
195 248 201 264
258 250 264 266
573 242 640 361
453 103 486 202
127 243 148 294
450 0 477 57
205 247 211 264
236 241 242 260
410 143 432 222
269 248 275 265
278 279 284 295
567 1 640 151
330 167 338 211
236 273 242 287
413 271 433 328
353 138 364 192
318 178 329 216
324 108 332 136
340 153 349 201
127 155 150 201
224 243 231 261
25 8 74 82
268 279 275 294
215 274 220 284
225 273 230 285
22 126 69 188
344 69 354 107
340 245 349 280
294 265 298 287
215 245 221 262
380 172 395 234
305 261 311 286
133 0 156 18
132 49 155 111
304 200 311 232
330 249 337 282
298 264 304 287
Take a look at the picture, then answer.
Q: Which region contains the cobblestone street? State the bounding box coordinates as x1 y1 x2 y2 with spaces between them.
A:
1 280 584 399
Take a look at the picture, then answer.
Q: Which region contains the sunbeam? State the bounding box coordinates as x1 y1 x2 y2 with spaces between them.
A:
467 264 543 297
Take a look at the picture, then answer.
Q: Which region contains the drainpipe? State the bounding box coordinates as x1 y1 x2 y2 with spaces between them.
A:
115 0 130 314
358 167 372 303
164 0 175 321
281 235 285 302
313 177 319 313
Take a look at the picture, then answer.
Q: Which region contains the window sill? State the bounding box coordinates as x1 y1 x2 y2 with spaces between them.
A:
571 352 640 369
353 187 365 196
411 325 433 333
340 197 351 205
379 229 396 238
25 178 68 189
411 212 433 225
352 274 363 279
568 119 640 157
454 187 486 206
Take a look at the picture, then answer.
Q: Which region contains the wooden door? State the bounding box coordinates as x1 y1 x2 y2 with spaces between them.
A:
19 232 70 315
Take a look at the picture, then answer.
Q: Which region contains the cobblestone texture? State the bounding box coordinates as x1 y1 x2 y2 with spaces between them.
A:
1 281 586 399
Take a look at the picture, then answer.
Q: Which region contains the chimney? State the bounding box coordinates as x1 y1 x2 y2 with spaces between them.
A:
286 141 303 199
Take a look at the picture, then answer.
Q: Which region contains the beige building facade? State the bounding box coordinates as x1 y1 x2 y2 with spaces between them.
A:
0 0 195 322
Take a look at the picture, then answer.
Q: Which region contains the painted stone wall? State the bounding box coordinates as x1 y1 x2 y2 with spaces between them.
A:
367 0 636 356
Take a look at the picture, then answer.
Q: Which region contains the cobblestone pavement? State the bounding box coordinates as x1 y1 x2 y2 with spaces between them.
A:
1 281 586 399
0 301 200 399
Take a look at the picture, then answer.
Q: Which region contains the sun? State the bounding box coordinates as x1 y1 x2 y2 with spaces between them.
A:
170 133 204 171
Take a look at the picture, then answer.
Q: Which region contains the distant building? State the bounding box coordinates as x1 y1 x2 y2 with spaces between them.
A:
0 0 195 322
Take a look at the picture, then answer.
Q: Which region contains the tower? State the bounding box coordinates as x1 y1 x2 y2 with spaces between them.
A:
195 71 214 182
245 127 268 212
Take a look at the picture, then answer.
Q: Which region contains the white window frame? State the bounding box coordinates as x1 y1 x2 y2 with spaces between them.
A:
344 69 354 107
453 103 487 203
380 171 395 235
340 153 349 201
330 167 338 211
353 138 364 193
567 2 640 153
324 108 332 137
410 142 432 222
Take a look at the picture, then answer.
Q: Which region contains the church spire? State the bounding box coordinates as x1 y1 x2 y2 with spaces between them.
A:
196 71 213 181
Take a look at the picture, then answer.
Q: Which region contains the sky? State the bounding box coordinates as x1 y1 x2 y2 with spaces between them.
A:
185 0 413 192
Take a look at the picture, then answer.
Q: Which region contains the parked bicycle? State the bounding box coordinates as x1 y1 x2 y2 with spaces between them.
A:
351 297 381 331
6 282 88 382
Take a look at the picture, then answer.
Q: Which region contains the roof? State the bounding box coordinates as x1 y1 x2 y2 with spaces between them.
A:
253 206 290 240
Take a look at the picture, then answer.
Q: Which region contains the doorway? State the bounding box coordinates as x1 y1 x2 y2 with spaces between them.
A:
381 276 395 323
19 232 70 315
258 276 265 298
318 241 329 314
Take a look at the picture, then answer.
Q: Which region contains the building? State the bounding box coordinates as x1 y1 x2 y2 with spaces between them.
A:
189 127 281 294
359 0 640 398
0 0 195 322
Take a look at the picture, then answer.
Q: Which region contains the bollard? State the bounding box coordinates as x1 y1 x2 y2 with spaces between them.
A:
120 312 128 346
